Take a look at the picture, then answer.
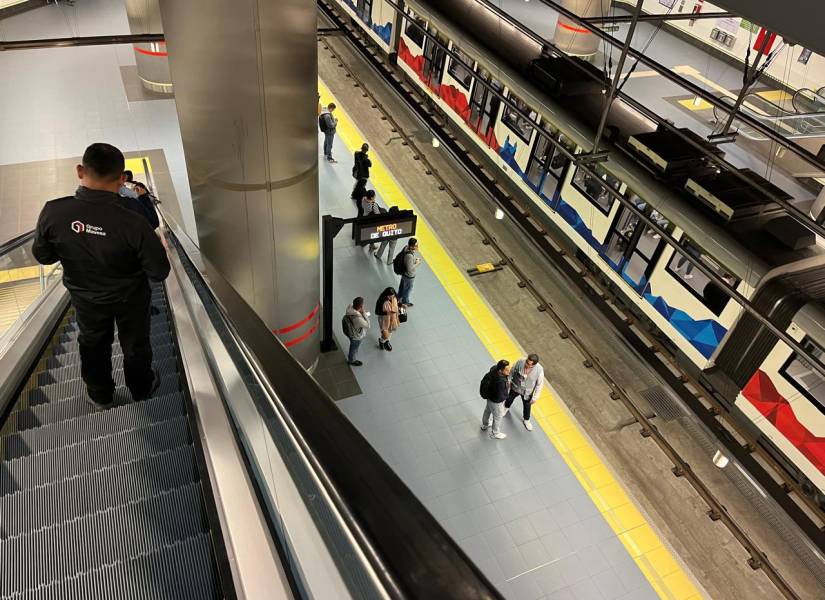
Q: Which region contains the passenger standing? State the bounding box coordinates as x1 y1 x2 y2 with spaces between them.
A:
503 353 544 431
32 143 170 408
480 360 511 440
131 182 160 229
351 143 372 201
375 287 399 351
319 103 338 163
374 205 399 265
119 169 138 199
395 238 420 308
361 190 381 252
343 297 370 366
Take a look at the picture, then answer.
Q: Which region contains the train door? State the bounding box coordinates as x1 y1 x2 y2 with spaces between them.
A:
356 0 373 24
525 130 573 205
468 68 502 144
422 32 447 89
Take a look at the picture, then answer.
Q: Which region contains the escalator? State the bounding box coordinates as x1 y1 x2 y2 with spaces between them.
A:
0 282 221 599
0 207 503 599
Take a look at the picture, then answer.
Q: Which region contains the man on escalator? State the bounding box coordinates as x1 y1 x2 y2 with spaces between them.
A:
32 143 171 409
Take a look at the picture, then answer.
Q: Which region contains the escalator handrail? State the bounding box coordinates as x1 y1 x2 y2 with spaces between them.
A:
0 230 35 256
158 210 502 599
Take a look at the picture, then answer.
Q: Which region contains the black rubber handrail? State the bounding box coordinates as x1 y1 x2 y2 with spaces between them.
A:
0 230 35 256
162 222 502 599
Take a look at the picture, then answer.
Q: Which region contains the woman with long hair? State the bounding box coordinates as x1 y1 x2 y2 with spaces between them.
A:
374 287 400 351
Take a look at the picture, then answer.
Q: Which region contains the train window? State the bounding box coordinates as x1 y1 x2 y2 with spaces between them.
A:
405 12 426 47
780 338 825 415
469 69 503 140
666 237 738 316
448 47 474 90
422 33 448 88
356 0 373 24
571 163 619 215
501 94 537 143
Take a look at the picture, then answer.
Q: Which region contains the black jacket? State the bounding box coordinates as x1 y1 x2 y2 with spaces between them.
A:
353 150 371 180
32 186 170 304
488 367 509 404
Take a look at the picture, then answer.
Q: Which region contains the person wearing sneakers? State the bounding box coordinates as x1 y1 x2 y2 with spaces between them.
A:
360 190 381 252
375 286 399 351
318 103 338 163
343 297 370 366
373 205 399 265
503 353 544 431
32 143 170 409
481 360 511 440
396 238 420 308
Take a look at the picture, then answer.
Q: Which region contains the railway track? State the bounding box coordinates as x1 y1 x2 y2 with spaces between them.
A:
316 3 824 597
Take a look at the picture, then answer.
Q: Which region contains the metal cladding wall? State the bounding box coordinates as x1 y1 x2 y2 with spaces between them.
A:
158 0 321 369
125 0 172 94
553 0 611 57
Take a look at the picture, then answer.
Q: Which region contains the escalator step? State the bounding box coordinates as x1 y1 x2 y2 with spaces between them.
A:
0 416 191 496
36 355 177 387
23 373 179 409
45 343 175 370
2 392 184 460
0 483 208 596
52 332 173 355
0 445 198 538
5 533 220 600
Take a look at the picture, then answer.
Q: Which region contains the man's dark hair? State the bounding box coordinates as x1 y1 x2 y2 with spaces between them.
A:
82 143 125 182
527 353 540 364
365 190 376 198
123 170 134 182
496 359 510 372
361 143 369 152
328 102 336 110
353 296 364 309
408 237 418 248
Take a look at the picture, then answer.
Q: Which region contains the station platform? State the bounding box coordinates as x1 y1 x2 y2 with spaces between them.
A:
317 81 702 600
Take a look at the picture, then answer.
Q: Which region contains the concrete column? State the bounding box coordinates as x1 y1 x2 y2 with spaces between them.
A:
159 0 320 368
125 0 173 94
553 0 611 58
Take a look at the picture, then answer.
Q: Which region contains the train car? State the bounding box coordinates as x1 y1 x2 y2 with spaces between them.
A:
325 0 825 502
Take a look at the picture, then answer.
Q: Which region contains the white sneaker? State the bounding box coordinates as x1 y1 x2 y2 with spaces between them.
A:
523 420 533 431
490 432 507 440
480 423 490 431
684 273 694 280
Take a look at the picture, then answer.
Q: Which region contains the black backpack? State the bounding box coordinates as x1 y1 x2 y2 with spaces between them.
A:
392 250 407 275
341 314 355 339
479 370 495 400
318 113 328 133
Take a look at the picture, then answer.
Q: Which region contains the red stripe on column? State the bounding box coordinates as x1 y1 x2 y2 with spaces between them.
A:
558 22 591 34
273 303 320 335
284 318 320 348
134 47 169 57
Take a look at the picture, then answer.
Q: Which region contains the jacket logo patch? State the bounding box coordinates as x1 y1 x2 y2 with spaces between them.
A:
70 221 106 236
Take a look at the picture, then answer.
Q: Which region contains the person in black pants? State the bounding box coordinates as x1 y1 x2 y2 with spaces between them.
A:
32 143 171 409
351 143 371 201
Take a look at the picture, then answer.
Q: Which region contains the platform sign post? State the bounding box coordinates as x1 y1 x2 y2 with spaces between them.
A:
320 210 417 353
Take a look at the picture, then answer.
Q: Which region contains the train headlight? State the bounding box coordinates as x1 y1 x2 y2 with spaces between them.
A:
495 208 505 220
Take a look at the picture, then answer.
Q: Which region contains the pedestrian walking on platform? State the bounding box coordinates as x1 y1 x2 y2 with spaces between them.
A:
375 287 399 351
503 353 544 431
394 238 420 308
32 143 170 409
318 103 338 163
343 297 370 366
351 143 372 201
481 360 511 440
374 206 399 265
360 190 381 251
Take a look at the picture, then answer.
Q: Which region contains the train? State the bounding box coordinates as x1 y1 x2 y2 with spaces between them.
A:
326 0 825 508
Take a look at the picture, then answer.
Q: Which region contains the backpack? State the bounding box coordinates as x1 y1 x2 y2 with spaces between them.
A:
392 250 407 275
341 314 355 339
318 113 328 133
352 152 361 179
479 370 495 400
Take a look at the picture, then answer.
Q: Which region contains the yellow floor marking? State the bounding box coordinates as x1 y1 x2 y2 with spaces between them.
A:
678 98 713 111
318 79 704 599
757 89 792 104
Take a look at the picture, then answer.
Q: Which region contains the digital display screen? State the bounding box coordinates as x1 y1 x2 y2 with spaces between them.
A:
354 211 417 246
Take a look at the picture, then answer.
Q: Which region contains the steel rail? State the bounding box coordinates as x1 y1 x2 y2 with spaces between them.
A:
315 10 804 596
585 11 734 24
0 33 164 51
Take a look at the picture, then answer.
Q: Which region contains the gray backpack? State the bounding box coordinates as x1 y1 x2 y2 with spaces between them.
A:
341 314 356 339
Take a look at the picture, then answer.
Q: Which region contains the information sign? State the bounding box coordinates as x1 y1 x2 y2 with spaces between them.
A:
353 210 417 246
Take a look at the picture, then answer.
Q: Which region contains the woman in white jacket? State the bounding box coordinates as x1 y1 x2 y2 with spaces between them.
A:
503 354 544 431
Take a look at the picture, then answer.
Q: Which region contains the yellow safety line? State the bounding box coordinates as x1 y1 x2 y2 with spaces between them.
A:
319 78 704 600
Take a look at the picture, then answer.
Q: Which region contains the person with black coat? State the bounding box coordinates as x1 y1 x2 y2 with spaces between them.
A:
32 143 170 409
480 360 511 440
351 143 372 201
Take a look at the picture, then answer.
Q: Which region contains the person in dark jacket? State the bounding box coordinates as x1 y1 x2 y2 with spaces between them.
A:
351 143 372 201
32 143 171 409
480 359 511 440
132 182 160 229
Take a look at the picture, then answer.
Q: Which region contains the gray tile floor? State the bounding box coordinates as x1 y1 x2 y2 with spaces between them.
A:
319 130 658 600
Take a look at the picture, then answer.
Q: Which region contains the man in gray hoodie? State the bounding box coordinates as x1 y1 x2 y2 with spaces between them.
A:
504 353 544 431
344 297 370 366
398 238 420 307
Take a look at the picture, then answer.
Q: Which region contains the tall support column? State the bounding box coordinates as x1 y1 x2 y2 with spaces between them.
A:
125 0 172 94
553 0 611 58
159 0 320 368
